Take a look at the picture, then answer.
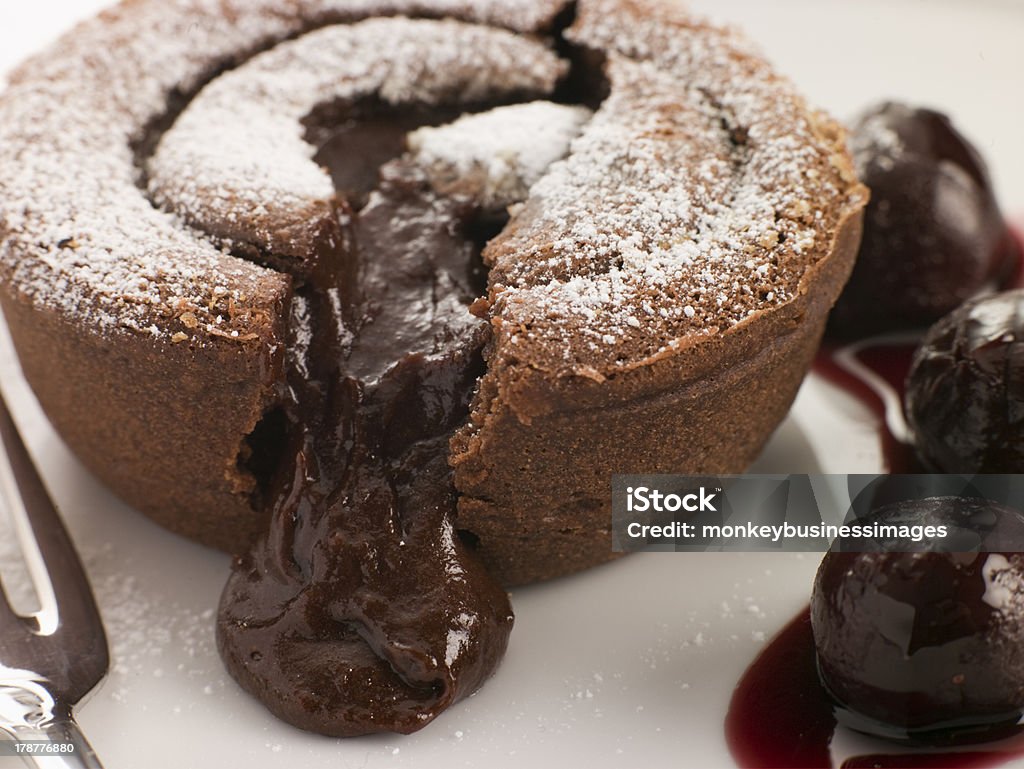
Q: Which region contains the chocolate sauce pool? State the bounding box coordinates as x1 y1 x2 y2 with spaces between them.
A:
216 116 512 736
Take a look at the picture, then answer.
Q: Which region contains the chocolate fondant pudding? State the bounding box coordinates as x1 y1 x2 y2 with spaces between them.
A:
0 0 867 734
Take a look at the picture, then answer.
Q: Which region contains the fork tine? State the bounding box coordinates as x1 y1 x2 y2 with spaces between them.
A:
0 569 27 628
0 391 105 645
0 404 38 633
0 389 108 764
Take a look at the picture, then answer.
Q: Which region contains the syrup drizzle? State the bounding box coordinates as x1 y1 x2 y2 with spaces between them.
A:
726 222 1024 768
813 335 922 473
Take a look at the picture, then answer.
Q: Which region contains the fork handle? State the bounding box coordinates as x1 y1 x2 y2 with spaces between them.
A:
0 714 103 769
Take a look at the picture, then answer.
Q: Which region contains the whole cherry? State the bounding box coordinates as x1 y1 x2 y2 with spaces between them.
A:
905 290 1024 473
813 496 1024 742
829 102 1015 337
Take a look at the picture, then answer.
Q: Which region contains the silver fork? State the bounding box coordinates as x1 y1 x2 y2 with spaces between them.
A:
0 390 108 768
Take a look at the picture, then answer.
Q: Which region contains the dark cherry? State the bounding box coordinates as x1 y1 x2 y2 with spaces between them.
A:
812 496 1024 743
829 102 1013 337
905 290 1024 473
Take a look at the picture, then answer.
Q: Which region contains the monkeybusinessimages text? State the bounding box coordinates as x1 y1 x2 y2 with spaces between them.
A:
622 485 948 544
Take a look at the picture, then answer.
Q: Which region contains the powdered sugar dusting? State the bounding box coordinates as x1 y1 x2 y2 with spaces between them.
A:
0 0 566 344
0 0 863 365
482 0 866 375
408 101 592 210
149 20 566 258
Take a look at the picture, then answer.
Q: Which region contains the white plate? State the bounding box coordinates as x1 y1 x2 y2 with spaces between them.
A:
0 2 1022 767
